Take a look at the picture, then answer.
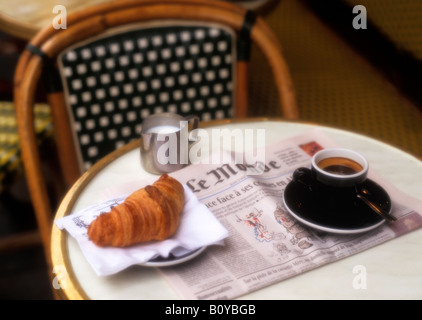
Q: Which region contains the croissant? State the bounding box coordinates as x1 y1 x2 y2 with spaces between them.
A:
87 174 185 247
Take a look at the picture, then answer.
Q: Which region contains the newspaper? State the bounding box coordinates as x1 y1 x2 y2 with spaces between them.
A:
160 129 422 300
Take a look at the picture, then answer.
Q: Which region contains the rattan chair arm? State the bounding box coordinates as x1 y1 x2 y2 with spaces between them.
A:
14 55 53 263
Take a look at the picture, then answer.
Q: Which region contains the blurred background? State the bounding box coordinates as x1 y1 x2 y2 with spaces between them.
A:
0 0 421 299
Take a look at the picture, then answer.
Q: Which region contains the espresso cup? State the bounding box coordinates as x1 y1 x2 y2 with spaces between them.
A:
293 148 369 208
140 113 199 174
312 148 368 188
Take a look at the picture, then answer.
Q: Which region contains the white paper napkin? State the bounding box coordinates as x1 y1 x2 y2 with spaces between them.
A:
55 184 229 276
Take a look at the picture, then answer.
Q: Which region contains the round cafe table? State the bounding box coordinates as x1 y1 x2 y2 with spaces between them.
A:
51 119 422 300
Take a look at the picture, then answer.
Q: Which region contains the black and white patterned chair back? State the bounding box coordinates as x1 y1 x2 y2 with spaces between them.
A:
58 22 236 170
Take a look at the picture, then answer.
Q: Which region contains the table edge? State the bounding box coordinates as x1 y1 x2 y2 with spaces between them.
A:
51 139 141 299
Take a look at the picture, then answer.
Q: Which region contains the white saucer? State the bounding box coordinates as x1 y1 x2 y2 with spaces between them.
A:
140 246 206 267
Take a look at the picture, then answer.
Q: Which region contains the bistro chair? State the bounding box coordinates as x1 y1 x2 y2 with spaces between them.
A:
13 0 298 263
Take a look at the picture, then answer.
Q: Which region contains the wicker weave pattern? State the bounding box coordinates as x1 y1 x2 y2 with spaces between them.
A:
345 0 422 61
0 102 52 192
249 0 422 157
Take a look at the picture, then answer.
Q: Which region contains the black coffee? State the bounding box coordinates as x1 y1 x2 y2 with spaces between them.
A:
318 157 363 175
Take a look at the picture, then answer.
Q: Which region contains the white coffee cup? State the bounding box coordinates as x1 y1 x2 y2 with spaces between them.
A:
311 148 369 188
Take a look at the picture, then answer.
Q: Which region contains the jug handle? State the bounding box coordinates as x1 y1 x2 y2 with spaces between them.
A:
184 115 200 141
184 114 199 129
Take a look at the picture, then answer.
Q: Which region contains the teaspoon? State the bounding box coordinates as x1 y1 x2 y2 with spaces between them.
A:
355 186 397 222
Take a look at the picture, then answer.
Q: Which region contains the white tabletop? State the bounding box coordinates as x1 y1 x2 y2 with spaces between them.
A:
51 119 422 299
